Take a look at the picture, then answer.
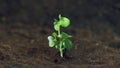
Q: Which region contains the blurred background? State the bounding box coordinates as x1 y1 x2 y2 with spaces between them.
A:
0 0 120 34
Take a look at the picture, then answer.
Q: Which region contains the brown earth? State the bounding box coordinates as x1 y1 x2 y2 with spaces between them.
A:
0 0 120 68
0 23 119 68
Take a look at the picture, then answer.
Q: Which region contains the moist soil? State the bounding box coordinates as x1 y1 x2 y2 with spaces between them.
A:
0 23 120 68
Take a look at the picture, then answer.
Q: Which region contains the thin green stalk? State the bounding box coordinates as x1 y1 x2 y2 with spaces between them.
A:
57 26 63 57
60 41 63 57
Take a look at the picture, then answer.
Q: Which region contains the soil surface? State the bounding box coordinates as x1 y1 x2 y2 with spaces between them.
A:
0 23 120 68
0 0 120 68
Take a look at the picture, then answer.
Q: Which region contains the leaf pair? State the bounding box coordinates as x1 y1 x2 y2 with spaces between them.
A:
48 32 58 47
54 15 70 31
48 32 72 50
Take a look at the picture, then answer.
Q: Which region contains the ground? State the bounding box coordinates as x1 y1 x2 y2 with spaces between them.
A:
0 23 119 68
0 0 120 68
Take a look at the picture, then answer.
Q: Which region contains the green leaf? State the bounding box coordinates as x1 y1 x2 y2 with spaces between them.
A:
63 40 72 49
59 17 70 27
53 15 70 30
54 24 60 31
60 32 72 41
53 19 60 31
48 36 55 47
52 32 57 38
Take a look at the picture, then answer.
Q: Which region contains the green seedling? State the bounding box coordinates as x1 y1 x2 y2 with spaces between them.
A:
48 15 72 57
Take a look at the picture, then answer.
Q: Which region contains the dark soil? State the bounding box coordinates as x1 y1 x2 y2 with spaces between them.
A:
0 0 120 68
0 23 119 68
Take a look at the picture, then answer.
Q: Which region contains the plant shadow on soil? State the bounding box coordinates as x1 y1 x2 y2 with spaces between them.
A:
0 23 120 68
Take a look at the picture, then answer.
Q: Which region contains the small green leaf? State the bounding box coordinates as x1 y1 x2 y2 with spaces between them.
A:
60 32 72 41
52 32 57 38
59 17 70 27
63 40 72 49
53 19 60 31
48 36 55 47
54 24 60 31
